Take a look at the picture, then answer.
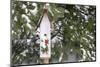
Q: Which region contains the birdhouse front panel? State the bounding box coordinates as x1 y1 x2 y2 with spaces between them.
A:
40 12 51 59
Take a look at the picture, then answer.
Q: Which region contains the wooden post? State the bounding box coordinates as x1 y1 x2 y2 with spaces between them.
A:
40 3 51 64
42 58 49 64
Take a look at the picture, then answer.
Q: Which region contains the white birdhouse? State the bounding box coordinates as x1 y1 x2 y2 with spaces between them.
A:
40 4 51 59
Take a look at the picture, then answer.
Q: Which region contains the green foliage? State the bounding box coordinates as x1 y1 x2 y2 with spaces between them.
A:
11 0 96 65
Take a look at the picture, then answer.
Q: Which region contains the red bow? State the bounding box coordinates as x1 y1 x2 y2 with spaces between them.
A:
45 39 48 46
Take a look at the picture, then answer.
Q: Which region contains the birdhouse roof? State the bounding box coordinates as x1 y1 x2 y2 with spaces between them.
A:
35 7 52 31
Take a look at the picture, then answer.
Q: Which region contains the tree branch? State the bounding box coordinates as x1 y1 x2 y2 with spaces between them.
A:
51 24 62 39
